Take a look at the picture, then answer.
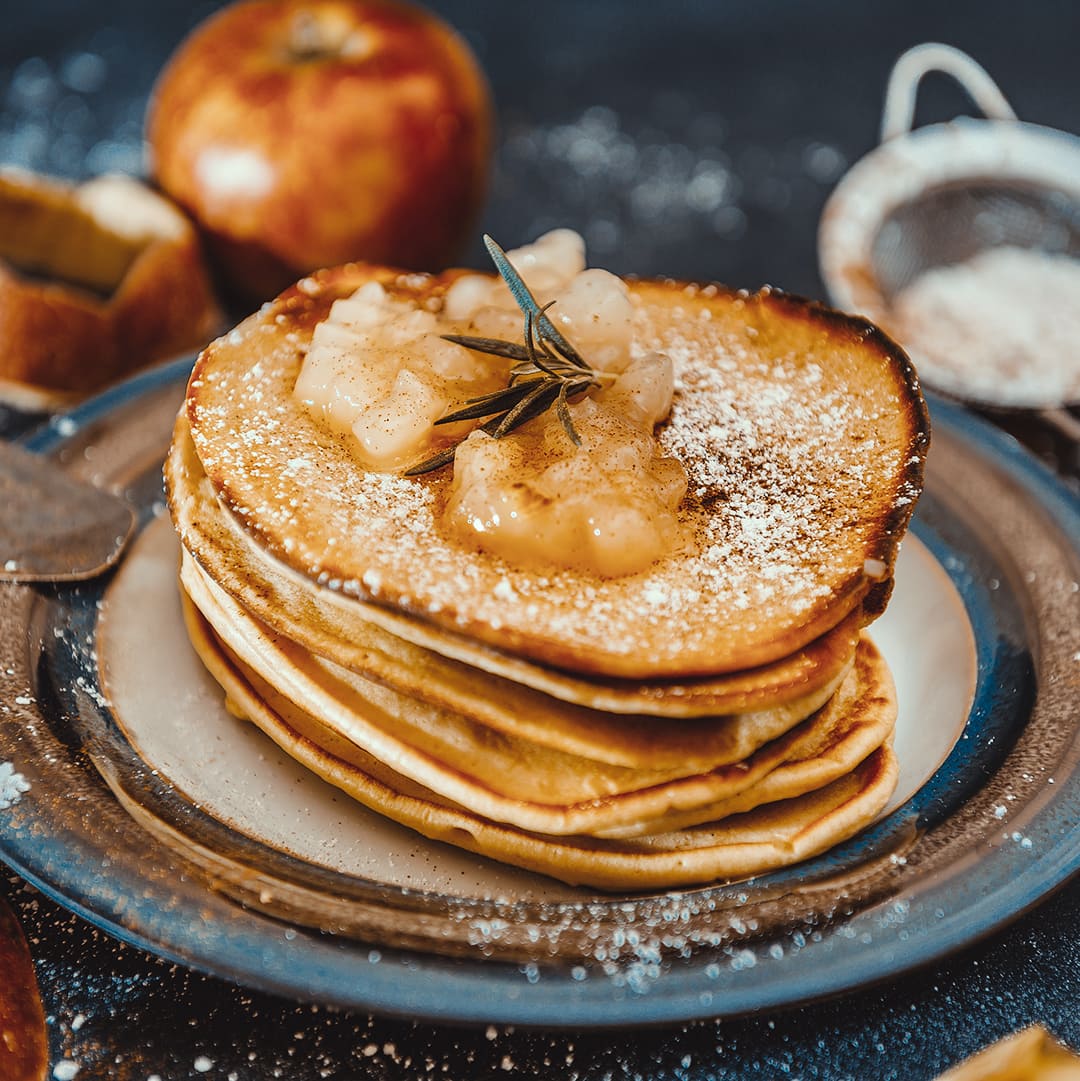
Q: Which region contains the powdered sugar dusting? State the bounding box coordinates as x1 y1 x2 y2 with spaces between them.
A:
655 312 897 624
0 760 31 809
889 247 1080 408
187 275 923 676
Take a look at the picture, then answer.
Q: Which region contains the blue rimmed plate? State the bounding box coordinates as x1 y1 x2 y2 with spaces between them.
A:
0 355 1077 1027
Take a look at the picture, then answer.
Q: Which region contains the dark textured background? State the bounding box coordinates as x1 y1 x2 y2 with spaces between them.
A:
2 2 1080 1077
5 0 1080 296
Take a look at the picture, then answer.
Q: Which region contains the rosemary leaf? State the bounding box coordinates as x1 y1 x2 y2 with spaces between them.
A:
402 444 459 477
483 235 587 369
434 381 546 425
555 382 581 445
440 334 531 363
492 380 562 439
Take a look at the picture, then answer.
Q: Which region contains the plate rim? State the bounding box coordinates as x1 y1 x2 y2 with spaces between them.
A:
2 356 1079 1027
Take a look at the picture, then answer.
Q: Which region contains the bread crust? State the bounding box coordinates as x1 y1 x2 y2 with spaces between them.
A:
0 171 221 398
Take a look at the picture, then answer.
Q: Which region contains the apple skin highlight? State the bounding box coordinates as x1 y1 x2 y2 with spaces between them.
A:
146 0 493 305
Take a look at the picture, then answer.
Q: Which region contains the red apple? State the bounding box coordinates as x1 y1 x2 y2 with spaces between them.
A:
146 0 492 305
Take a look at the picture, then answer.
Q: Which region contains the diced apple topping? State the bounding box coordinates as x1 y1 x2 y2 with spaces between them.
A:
295 229 688 575
596 351 676 430
444 228 587 320
447 396 687 578
294 281 496 471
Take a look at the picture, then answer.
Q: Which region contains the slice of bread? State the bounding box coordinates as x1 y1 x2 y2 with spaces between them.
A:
0 170 221 401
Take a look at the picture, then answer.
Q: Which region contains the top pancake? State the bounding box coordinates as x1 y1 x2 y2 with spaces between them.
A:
187 265 928 679
166 416 863 724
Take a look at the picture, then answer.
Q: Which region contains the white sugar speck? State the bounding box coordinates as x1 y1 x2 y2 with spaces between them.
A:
730 948 757 971
53 1062 80 1081
0 761 31 809
194 1056 214 1073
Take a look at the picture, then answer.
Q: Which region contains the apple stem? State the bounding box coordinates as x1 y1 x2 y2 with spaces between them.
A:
285 8 372 64
288 9 343 62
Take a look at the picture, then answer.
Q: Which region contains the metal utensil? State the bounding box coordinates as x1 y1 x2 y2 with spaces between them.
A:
819 42 1080 444
0 892 48 1081
0 439 135 583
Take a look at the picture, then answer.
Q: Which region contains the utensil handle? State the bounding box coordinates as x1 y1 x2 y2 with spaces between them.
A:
1038 407 1080 447
880 42 1018 143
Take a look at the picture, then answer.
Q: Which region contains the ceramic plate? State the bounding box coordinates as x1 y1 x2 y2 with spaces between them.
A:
0 357 1078 1027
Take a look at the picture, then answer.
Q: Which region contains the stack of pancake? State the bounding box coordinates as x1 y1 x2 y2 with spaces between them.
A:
165 265 928 890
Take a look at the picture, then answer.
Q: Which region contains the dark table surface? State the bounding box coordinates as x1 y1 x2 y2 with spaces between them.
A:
2 2 1079 1078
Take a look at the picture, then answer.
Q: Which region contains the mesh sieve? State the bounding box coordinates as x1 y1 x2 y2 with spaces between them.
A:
871 182 1080 303
819 43 1080 431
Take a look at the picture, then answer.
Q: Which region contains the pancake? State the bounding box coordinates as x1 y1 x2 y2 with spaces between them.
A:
167 241 927 891
183 596 899 890
181 547 856 776
182 554 895 836
594 649 895 838
185 266 928 680
167 415 865 734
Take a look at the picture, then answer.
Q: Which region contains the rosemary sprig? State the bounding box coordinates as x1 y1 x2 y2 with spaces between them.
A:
404 235 603 476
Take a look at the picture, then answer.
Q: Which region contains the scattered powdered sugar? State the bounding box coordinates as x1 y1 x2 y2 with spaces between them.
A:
890 247 1080 408
0 760 31 809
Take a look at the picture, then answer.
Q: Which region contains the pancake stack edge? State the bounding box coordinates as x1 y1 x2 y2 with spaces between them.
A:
166 266 928 890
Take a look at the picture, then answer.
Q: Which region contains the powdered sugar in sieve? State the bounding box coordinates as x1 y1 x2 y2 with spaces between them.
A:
819 43 1080 439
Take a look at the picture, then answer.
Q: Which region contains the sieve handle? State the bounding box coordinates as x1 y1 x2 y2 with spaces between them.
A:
880 43 1018 143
